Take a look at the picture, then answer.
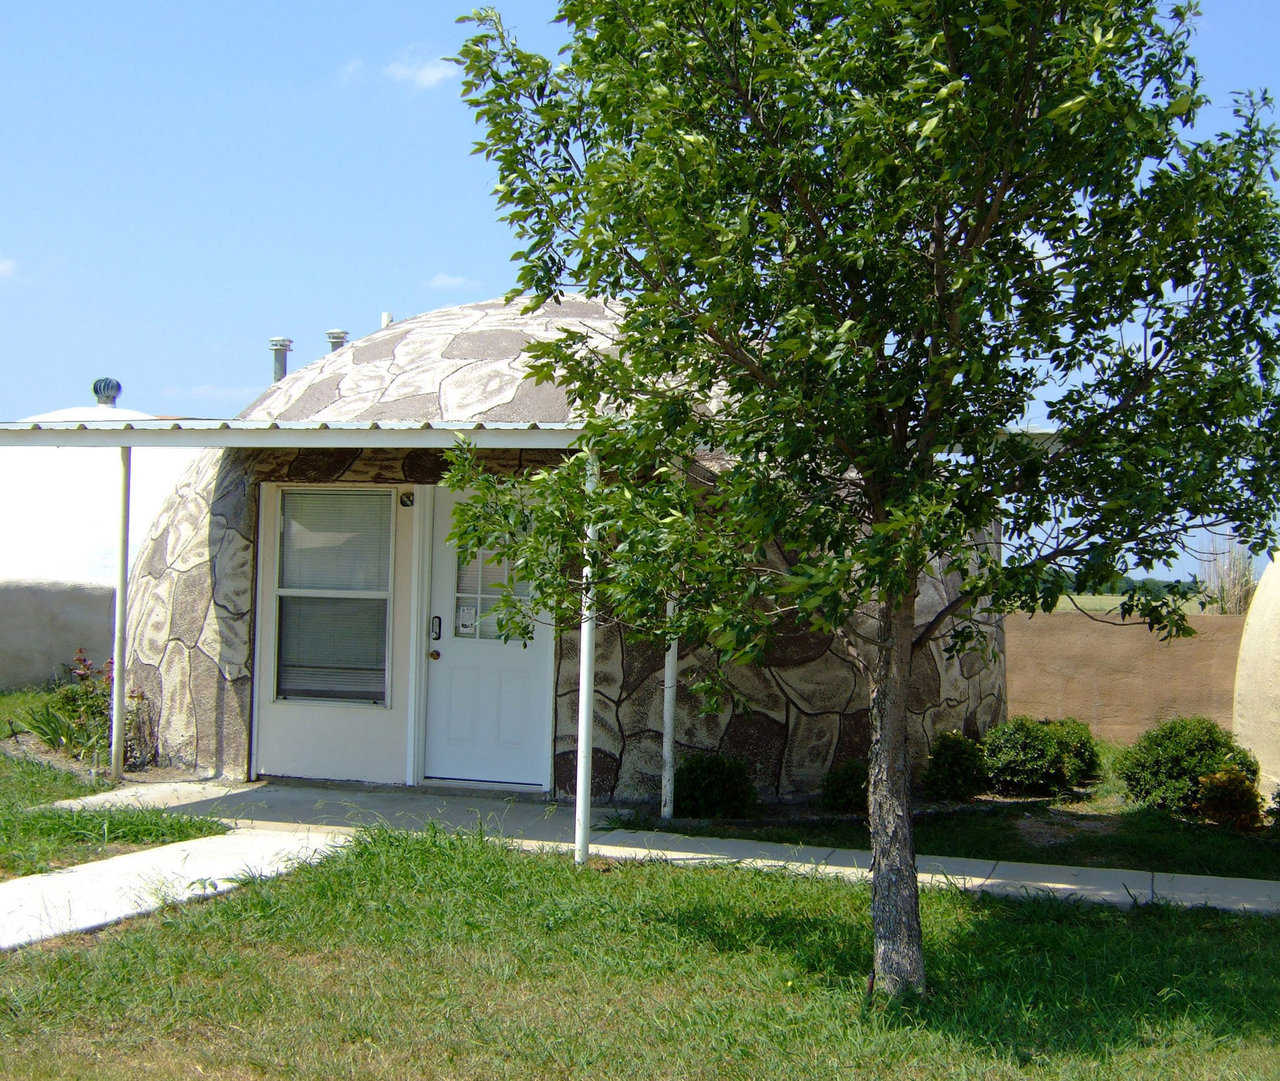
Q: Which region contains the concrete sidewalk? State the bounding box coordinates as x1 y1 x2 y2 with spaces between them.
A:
4 778 1276 951
0 826 348 951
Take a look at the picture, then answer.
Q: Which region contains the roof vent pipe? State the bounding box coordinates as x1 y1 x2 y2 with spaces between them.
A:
93 377 122 406
269 337 293 382
325 329 349 352
380 312 394 329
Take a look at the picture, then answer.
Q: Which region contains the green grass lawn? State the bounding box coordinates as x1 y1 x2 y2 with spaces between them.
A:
0 755 226 880
1052 593 1204 614
1 828 1275 1080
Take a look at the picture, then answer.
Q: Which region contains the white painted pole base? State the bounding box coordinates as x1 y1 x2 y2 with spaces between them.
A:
660 598 678 820
110 446 131 781
574 455 600 865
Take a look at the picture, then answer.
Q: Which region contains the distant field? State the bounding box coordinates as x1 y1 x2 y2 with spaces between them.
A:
1053 594 1202 615
1053 593 1123 613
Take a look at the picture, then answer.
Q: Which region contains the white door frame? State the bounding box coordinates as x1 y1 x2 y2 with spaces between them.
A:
404 483 433 786
250 480 557 790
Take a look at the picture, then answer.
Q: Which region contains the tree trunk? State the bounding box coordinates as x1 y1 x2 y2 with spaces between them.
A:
867 594 926 996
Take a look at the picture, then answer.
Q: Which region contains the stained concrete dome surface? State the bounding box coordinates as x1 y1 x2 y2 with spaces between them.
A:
240 296 620 427
1234 555 1280 795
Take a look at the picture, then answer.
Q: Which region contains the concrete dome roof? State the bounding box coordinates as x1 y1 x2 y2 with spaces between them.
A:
240 296 619 426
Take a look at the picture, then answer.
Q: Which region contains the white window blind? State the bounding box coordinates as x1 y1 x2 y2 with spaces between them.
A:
276 490 393 704
279 491 391 591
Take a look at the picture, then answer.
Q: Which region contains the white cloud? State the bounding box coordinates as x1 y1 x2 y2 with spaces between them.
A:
427 271 474 289
0 258 16 279
384 52 456 90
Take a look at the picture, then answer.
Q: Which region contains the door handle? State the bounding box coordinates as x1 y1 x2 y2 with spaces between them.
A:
430 615 442 641
429 649 441 661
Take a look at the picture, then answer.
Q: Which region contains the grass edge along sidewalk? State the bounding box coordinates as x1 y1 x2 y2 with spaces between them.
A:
0 755 226 882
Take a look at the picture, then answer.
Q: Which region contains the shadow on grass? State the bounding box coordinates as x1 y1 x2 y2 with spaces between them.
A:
916 804 1280 880
639 801 1280 881
642 886 1279 1059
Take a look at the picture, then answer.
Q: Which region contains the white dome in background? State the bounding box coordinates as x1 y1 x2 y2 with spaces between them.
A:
0 390 200 586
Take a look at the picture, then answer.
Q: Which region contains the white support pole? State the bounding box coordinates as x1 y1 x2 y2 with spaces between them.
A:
660 598 678 820
110 446 131 781
574 454 600 865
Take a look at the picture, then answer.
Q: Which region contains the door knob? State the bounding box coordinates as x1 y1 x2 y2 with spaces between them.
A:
429 649 441 661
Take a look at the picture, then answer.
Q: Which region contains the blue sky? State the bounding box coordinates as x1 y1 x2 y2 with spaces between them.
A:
1 2 1275 421
0 2 575 420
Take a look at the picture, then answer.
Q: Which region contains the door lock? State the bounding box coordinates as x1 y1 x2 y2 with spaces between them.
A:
430 616 442 641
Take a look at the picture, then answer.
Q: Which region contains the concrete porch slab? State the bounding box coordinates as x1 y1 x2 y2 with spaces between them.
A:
51 779 606 844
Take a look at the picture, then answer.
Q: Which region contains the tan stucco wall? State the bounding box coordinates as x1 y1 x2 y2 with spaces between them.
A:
1005 612 1244 745
1234 558 1280 796
0 580 115 689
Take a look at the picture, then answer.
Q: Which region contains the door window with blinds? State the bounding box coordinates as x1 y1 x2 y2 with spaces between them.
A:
454 549 531 641
275 490 394 704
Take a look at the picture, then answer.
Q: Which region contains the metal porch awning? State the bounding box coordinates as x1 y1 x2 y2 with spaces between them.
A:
0 418 586 450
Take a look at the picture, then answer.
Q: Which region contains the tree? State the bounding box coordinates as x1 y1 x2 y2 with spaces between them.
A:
451 0 1280 995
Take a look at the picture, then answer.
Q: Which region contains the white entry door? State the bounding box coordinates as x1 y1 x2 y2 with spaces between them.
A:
423 487 553 787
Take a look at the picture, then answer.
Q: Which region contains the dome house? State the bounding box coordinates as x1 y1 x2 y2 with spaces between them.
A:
114 297 1005 797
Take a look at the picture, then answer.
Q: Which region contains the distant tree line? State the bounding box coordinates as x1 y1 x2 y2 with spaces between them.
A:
1083 574 1177 597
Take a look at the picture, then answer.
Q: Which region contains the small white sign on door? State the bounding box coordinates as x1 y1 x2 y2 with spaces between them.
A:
456 604 477 636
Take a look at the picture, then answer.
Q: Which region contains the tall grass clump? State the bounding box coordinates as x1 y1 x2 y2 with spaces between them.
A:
1200 540 1259 615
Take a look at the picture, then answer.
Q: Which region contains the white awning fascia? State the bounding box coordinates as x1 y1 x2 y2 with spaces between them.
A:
0 420 586 451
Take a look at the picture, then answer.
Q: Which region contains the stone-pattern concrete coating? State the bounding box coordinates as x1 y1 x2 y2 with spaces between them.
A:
553 575 1005 801
126 298 1005 797
1234 556 1280 797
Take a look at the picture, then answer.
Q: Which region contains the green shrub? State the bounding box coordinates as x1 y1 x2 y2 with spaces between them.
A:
819 757 868 814
1115 716 1259 815
50 648 112 747
1195 768 1263 830
1043 717 1101 786
20 650 156 770
921 731 988 802
982 716 1066 796
673 754 759 818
